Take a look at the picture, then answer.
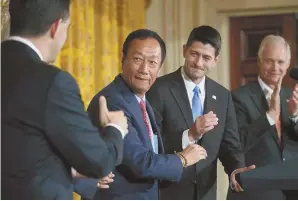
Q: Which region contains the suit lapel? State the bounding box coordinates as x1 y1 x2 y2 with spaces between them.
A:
115 75 154 151
280 89 290 127
203 77 218 114
280 88 290 146
249 83 269 115
249 82 282 148
169 69 193 128
199 77 220 156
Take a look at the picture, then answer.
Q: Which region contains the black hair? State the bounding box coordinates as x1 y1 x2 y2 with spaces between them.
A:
122 29 166 64
9 0 70 36
186 25 221 56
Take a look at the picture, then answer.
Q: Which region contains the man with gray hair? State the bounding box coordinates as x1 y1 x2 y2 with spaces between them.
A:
230 35 298 199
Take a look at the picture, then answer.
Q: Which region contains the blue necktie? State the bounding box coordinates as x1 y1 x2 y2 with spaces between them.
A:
192 86 203 121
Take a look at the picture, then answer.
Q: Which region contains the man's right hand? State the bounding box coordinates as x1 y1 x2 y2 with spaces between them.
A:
188 111 218 141
267 77 283 120
99 96 128 135
180 144 207 167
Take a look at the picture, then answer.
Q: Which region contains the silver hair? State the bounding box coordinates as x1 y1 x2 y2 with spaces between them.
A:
257 35 291 61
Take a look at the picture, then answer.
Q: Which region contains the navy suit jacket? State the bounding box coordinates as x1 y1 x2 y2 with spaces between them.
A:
1 40 123 199
84 75 183 199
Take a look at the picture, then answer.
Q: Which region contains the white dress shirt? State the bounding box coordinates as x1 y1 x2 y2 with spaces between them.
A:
135 95 159 154
181 67 206 149
7 36 44 61
258 76 298 124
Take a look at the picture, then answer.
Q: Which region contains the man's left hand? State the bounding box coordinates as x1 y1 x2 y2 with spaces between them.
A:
230 165 256 192
289 84 298 117
97 172 115 189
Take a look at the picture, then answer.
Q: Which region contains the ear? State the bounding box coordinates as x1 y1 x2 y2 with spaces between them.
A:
49 19 61 39
182 44 187 58
213 55 220 67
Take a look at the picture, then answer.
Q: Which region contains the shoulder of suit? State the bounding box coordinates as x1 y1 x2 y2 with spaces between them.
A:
205 76 230 93
232 82 258 97
155 71 177 84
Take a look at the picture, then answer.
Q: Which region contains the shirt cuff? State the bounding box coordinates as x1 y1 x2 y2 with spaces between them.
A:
266 112 276 126
106 123 125 139
289 115 298 123
182 129 202 149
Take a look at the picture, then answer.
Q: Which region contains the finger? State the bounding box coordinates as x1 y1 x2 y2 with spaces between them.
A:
204 116 219 123
101 178 114 184
235 182 244 192
97 183 110 189
204 120 218 127
292 91 298 100
202 125 215 133
197 150 208 158
245 164 256 171
108 172 115 178
205 112 217 118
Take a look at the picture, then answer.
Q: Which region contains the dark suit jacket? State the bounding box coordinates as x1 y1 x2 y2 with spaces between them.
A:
87 75 183 200
230 82 298 199
146 68 244 199
1 40 123 199
239 158 298 190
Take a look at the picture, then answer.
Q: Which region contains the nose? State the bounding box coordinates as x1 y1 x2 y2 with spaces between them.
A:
139 60 149 75
272 61 279 71
195 55 204 67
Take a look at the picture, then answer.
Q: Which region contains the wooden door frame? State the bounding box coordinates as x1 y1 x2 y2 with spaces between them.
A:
193 1 298 90
229 14 297 90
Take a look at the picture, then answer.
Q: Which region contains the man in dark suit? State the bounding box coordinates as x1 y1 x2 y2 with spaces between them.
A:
231 35 298 199
86 29 208 200
1 0 128 199
146 26 250 200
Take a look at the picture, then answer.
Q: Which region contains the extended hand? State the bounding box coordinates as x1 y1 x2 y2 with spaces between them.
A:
230 165 256 192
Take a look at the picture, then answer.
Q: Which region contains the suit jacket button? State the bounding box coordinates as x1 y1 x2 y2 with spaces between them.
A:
192 180 197 184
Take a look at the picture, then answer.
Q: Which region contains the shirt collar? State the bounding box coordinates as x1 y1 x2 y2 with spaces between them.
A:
258 76 273 98
135 95 146 104
181 67 205 95
6 36 44 61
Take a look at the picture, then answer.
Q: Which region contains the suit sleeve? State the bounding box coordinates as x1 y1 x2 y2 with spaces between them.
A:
44 71 123 178
232 92 273 153
88 95 183 182
218 92 245 175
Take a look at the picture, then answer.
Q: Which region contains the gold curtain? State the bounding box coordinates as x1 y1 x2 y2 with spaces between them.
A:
55 0 146 109
1 0 10 40
55 0 96 108
55 0 147 199
93 0 145 92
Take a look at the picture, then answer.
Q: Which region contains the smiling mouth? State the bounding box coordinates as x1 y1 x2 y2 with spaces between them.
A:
135 77 148 81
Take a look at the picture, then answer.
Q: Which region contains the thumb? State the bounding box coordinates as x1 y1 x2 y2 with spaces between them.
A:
99 96 109 121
